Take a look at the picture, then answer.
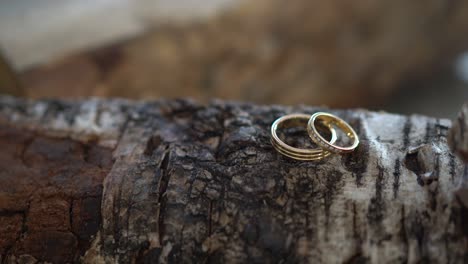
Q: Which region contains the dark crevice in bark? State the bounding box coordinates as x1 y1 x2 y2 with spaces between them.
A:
393 158 401 199
367 164 385 226
429 154 441 211
409 211 427 260
456 197 468 238
73 196 103 256
69 198 74 236
144 135 162 156
215 137 228 163
93 103 103 128
404 151 424 186
449 154 456 183
208 200 214 238
374 164 385 206
399 205 409 263
342 119 369 187
402 117 412 149
67 198 82 261
434 119 448 139
424 121 433 144
157 148 171 245
434 152 441 179
213 114 226 162
43 100 79 126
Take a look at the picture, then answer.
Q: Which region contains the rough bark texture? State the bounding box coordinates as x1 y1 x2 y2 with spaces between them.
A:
448 103 468 211
0 96 466 263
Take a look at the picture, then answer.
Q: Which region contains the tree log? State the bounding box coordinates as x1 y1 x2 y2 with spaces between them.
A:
0 96 466 263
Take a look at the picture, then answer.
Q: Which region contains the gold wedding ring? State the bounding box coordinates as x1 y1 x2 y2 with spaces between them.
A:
307 112 359 154
270 114 337 160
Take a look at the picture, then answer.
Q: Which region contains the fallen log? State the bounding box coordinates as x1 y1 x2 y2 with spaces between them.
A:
0 96 466 263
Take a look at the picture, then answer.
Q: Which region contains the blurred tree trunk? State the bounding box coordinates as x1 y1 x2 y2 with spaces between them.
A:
0 96 466 263
18 0 468 109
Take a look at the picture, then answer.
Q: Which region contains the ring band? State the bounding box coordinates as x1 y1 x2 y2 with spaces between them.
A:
271 114 337 160
307 112 359 154
270 139 333 160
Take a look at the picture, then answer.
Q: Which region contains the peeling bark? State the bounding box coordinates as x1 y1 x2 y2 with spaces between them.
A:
0 96 466 263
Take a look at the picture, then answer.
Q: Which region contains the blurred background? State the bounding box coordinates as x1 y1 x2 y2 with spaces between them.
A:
0 0 467 118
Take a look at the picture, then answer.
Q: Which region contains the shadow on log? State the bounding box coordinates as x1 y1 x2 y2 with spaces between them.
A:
0 96 466 263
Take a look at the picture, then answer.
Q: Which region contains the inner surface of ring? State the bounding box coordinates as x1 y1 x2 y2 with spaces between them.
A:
313 116 355 147
278 118 333 149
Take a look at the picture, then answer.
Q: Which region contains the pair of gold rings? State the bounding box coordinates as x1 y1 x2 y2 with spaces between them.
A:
270 112 359 161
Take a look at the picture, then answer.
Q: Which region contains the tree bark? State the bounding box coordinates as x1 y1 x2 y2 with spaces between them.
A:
448 103 468 213
0 96 466 263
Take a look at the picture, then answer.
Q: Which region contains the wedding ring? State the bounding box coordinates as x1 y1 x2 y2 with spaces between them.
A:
307 112 359 154
271 114 337 160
